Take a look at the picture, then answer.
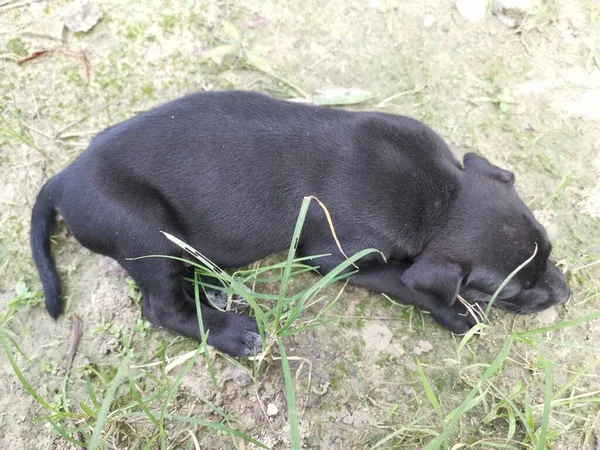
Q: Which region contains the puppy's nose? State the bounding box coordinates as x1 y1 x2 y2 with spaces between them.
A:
557 286 571 305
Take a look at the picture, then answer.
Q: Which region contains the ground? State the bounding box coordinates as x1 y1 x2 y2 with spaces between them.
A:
1 0 600 449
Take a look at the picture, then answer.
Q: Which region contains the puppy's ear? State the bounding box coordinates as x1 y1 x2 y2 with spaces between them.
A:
463 152 515 185
401 259 462 305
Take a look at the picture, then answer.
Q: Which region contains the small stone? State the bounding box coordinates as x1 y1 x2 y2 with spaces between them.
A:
311 382 330 396
62 0 103 33
266 403 278 416
456 0 488 23
412 340 434 355
423 15 436 28
100 337 119 355
362 322 393 354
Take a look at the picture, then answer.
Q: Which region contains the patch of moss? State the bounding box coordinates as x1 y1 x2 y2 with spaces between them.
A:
124 22 148 40
141 82 156 99
162 13 178 31
335 361 350 377
7 37 28 57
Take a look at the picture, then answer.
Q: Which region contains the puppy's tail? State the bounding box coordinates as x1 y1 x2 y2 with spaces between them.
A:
30 176 62 319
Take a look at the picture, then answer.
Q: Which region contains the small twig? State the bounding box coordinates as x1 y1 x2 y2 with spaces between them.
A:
254 383 276 433
17 46 91 80
17 49 49 65
65 314 83 374
323 314 408 321
22 122 52 139
0 0 42 12
574 260 600 272
377 85 427 108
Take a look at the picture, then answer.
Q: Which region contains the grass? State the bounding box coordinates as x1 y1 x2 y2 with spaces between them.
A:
0 196 382 448
1 2 600 446
2 194 599 448
367 308 600 449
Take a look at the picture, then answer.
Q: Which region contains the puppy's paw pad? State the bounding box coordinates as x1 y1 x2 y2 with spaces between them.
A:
205 285 255 310
205 290 229 309
241 330 262 357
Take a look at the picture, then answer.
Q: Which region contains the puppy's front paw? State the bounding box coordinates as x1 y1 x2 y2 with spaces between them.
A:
210 313 262 358
448 300 490 334
428 301 488 335
436 312 471 335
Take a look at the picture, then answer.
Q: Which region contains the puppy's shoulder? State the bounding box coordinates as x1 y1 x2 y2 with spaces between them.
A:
352 112 455 160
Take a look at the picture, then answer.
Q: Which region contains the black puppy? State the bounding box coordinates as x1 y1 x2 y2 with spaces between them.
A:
30 90 570 357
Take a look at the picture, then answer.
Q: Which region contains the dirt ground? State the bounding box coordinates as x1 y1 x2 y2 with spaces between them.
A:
1 0 600 449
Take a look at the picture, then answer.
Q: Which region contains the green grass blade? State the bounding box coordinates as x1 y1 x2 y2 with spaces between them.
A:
553 362 597 400
537 357 552 450
80 401 97 419
194 271 217 386
486 244 538 315
423 338 513 450
279 249 377 334
277 337 301 450
457 322 487 354
416 359 443 417
85 377 101 410
478 443 520 449
121 411 269 448
129 378 161 429
512 310 600 337
530 338 600 354
369 412 436 449
89 356 129 450
506 404 517 441
48 421 87 447
488 384 536 442
0 327 53 410
274 196 312 329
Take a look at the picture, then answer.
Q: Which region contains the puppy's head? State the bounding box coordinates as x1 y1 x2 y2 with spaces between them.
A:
402 153 570 314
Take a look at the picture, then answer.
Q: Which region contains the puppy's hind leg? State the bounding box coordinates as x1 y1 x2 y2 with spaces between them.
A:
124 255 261 357
63 184 261 358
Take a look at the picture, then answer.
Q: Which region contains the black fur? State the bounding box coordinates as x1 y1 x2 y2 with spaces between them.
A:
30 90 570 357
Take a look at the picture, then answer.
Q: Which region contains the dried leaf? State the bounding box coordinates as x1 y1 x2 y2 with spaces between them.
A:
222 20 241 42
245 51 273 73
66 314 84 372
201 44 237 65
165 349 205 375
15 280 28 296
